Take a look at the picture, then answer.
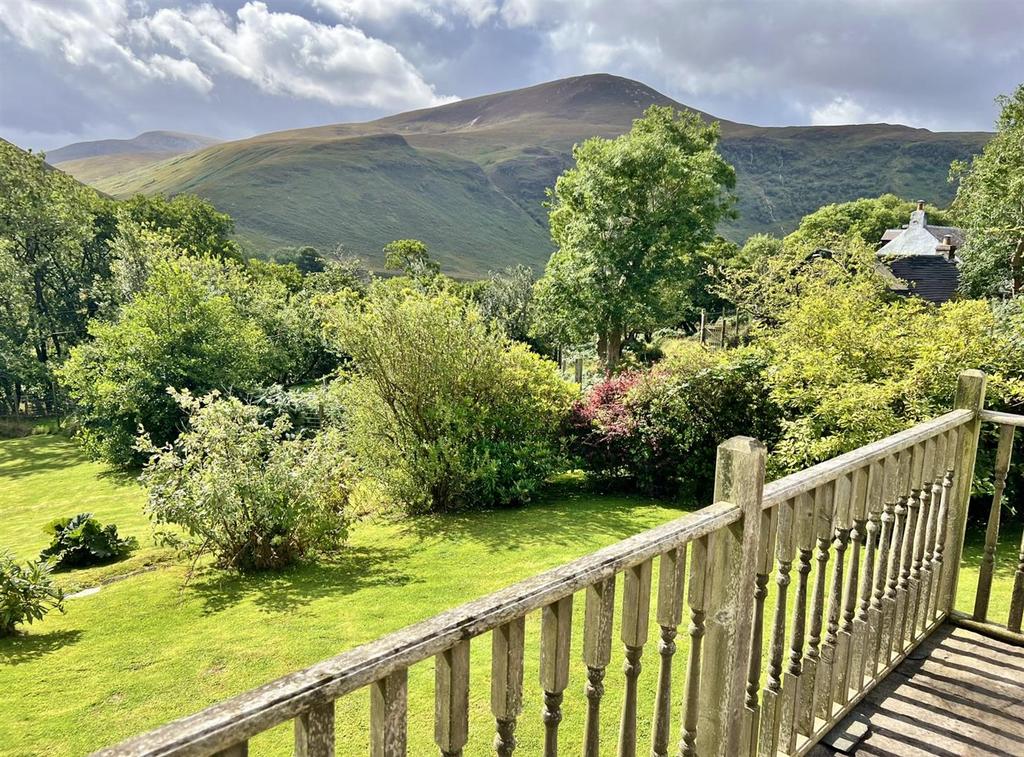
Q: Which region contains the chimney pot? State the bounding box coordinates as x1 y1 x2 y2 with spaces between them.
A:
917 200 926 210
943 234 953 245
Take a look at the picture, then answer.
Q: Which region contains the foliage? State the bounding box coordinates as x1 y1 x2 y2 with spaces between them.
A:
0 551 65 637
383 238 440 279
785 194 953 248
532 106 736 369
269 246 327 274
38 513 137 570
760 282 1018 473
0 140 116 414
477 264 535 343
59 255 271 466
118 194 240 261
568 344 780 499
139 391 351 572
716 234 890 326
951 84 1024 297
325 285 576 513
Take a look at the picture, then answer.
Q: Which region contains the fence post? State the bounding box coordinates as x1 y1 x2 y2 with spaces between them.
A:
700 309 707 344
940 370 986 615
697 436 766 756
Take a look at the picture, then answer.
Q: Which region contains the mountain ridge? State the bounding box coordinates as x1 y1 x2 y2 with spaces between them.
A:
51 74 990 277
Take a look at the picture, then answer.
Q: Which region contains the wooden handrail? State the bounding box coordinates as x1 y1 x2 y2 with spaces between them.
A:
762 409 972 509
93 502 740 756
980 409 1024 427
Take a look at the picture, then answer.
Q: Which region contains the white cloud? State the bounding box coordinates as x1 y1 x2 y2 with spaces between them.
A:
0 0 453 111
809 96 908 126
313 0 498 27
145 2 453 109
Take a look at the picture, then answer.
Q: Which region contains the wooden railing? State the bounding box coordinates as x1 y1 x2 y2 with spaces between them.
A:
95 370 1012 757
949 407 1024 642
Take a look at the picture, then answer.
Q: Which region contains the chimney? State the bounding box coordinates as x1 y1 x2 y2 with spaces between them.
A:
936 233 956 260
917 200 926 211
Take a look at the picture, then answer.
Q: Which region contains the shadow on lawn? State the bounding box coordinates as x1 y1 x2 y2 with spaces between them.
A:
401 483 697 556
0 629 83 664
0 435 88 479
187 544 417 616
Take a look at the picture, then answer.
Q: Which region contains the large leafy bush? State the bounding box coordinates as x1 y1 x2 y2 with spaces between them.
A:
568 344 780 500
39 513 137 569
325 285 576 513
140 391 352 572
0 552 64 637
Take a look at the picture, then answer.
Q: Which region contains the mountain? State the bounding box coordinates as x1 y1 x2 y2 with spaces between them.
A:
49 131 220 184
70 75 990 277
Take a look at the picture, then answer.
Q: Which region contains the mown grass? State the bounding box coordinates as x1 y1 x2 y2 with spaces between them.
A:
0 434 1018 756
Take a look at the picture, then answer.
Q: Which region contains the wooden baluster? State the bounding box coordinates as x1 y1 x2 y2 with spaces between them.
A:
940 371 987 614
757 499 794 757
492 618 525 757
652 548 686 757
974 423 1016 622
1008 529 1024 632
880 450 910 665
835 469 867 708
799 481 834 736
436 640 470 757
295 702 335 757
914 437 942 639
741 505 777 757
541 595 573 757
871 455 900 678
916 434 944 635
931 428 959 621
815 476 850 724
618 559 653 757
897 444 926 652
850 460 883 694
778 491 815 754
582 577 616 757
371 668 408 757
679 534 711 757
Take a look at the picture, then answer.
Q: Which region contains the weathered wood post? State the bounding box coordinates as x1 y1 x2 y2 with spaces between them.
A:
940 370 986 614
696 436 765 756
973 423 1015 621
295 702 335 757
699 309 707 344
574 357 584 385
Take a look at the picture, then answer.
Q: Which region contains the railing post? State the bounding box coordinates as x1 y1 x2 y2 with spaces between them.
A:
696 436 765 756
940 370 987 614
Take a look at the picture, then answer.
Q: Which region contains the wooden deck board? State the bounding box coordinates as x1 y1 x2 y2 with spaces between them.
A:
811 624 1024 756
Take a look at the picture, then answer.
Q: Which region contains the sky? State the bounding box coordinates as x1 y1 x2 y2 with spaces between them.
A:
1 0 1022 151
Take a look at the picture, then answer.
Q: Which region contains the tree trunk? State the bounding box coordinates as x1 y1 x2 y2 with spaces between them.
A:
597 326 624 374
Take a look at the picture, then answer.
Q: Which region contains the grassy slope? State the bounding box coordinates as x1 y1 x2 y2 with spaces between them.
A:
53 153 181 185
1 434 1016 756
83 75 989 276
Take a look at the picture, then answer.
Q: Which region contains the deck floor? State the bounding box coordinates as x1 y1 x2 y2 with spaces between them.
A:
812 624 1024 756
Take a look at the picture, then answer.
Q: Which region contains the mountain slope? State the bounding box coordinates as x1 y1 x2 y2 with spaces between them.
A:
50 131 220 185
82 75 990 276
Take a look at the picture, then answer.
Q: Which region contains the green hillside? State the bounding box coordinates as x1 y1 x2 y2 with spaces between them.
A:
77 74 990 277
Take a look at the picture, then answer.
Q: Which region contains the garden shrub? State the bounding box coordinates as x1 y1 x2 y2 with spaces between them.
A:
568 344 780 500
325 285 577 513
140 391 352 572
39 513 137 569
0 552 64 637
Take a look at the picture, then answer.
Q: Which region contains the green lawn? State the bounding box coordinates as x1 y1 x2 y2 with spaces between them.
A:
0 434 1019 756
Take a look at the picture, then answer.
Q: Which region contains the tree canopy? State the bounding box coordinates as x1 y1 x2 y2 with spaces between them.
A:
951 84 1024 297
532 105 736 369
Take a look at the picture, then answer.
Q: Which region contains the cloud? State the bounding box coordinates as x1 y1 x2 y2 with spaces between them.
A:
313 0 499 27
809 96 908 126
0 0 453 112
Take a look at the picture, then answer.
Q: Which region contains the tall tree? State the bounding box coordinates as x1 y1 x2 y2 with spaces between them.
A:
951 84 1024 297
0 141 115 412
532 106 735 370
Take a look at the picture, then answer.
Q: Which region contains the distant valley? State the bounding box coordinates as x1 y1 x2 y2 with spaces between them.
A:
47 75 990 278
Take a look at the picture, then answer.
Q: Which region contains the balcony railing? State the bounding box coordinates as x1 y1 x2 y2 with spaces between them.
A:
92 369 1024 757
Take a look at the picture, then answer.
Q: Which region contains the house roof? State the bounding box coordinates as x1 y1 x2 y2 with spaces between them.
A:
877 207 965 256
887 255 960 304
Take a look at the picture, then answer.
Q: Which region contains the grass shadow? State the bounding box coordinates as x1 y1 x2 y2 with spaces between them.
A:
186 544 417 616
399 479 699 555
0 629 83 664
